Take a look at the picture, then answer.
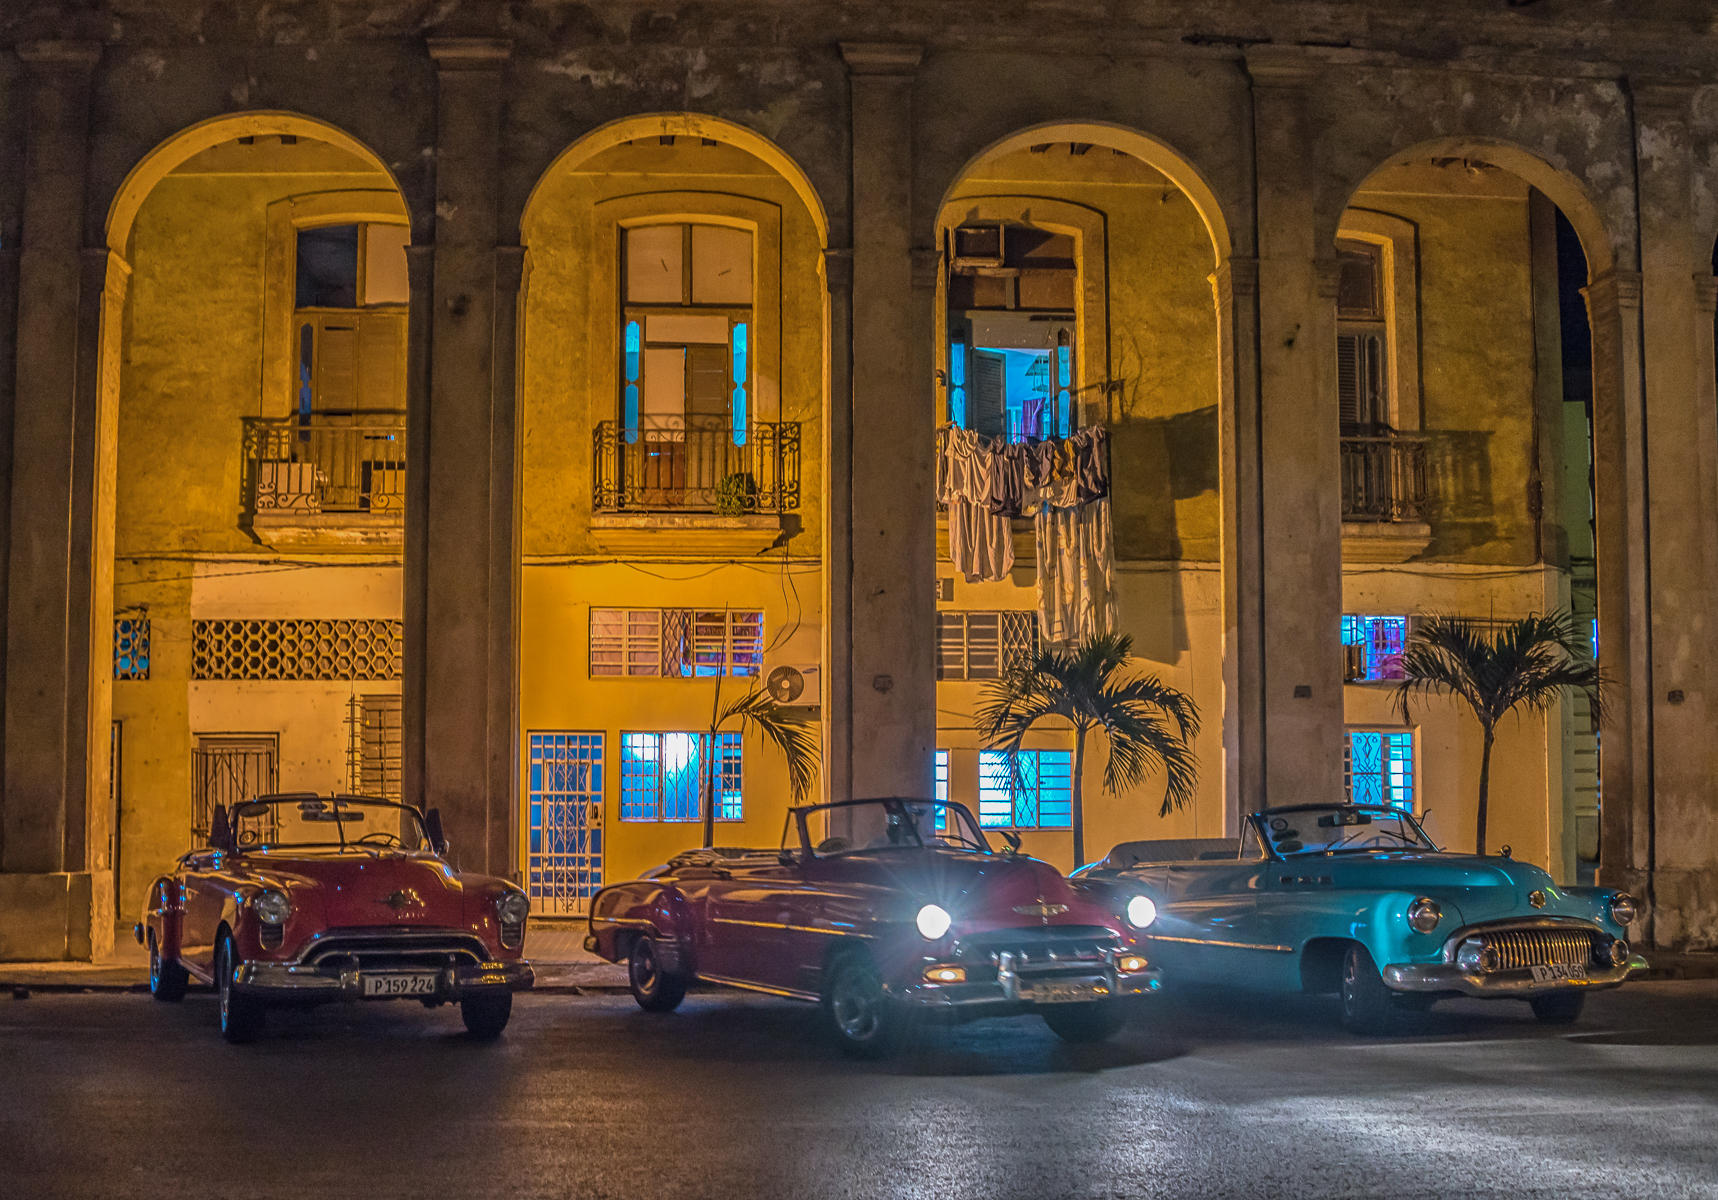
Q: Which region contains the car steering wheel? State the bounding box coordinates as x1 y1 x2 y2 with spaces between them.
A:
814 836 850 855
355 831 401 848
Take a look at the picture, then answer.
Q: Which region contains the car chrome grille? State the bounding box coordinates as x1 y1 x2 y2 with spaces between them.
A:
953 926 1116 976
298 930 490 969
1482 928 1595 970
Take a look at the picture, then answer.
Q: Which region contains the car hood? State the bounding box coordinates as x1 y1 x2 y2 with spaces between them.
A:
1313 851 1555 893
884 849 1120 933
242 849 469 928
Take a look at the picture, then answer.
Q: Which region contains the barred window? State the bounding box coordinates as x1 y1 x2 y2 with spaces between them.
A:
1344 729 1415 810
977 749 1072 830
115 617 150 681
192 619 402 681
590 608 763 678
620 731 742 822
1341 614 1409 682
936 611 1037 681
346 694 403 801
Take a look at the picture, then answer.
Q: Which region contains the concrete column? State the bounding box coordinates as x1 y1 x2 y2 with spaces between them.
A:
1213 255 1265 828
1 42 116 961
408 37 518 876
821 246 853 806
1245 51 1345 807
1585 268 1651 910
401 242 434 821
837 43 936 812
1627 82 1717 947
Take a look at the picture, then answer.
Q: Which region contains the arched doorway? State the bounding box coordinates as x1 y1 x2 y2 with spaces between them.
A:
515 115 828 913
103 115 413 926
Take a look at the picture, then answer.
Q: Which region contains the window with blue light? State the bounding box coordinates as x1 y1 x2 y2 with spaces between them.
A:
1344 729 1415 810
933 749 949 831
1055 330 1074 438
620 731 742 822
623 320 642 443
948 339 967 427
730 322 749 445
114 617 150 681
977 749 1072 829
1341 614 1409 681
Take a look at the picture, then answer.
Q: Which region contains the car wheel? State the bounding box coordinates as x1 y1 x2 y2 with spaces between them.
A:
628 936 687 1013
148 934 188 1003
1339 943 1397 1035
461 993 513 1040
1529 990 1586 1025
823 950 904 1059
1041 1000 1129 1044
216 934 265 1044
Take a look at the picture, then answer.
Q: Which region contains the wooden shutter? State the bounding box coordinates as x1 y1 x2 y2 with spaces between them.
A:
313 317 360 411
685 343 729 426
1337 331 1386 431
355 311 405 409
971 350 1006 439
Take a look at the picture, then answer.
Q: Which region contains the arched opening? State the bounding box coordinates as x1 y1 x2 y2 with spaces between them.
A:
1330 143 1612 882
928 124 1231 870
103 116 412 927
515 117 828 912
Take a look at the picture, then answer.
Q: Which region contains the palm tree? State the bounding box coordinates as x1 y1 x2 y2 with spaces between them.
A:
976 632 1201 868
700 688 820 848
1392 611 1603 856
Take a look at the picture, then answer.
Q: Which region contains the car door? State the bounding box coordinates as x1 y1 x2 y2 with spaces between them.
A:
1135 857 1282 987
701 858 817 992
177 849 226 978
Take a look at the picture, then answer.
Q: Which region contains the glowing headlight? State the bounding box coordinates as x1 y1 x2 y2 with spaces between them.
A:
915 903 952 940
1125 894 1157 930
1609 892 1638 926
1407 897 1442 934
496 890 529 924
253 889 292 926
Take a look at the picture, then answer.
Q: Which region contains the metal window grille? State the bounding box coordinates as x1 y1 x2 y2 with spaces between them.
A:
528 732 605 916
937 611 1039 681
620 731 742 823
191 735 278 841
977 749 1072 830
1340 615 1409 682
191 619 402 681
589 608 763 679
345 694 403 801
1343 729 1415 810
933 749 949 831
114 617 150 681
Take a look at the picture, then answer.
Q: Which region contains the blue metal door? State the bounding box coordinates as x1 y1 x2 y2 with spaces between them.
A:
528 732 604 917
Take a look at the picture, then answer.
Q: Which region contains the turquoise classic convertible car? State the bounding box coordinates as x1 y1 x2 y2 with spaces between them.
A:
1073 803 1646 1033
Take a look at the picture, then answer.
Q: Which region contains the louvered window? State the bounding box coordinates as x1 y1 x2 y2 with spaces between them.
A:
590 608 763 678
294 222 408 415
936 611 1039 681
1336 239 1389 432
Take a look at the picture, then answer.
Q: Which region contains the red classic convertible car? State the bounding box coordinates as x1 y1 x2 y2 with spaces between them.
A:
585 796 1162 1055
136 793 534 1042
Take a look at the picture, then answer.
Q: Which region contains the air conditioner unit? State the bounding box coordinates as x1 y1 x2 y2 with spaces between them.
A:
764 661 822 710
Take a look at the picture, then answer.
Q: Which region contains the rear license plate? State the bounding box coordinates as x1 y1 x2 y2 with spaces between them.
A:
1530 963 1587 984
362 973 438 998
1023 981 1106 1005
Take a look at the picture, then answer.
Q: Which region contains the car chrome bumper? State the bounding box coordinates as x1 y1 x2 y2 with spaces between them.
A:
1382 954 1648 997
233 959 535 1001
894 967 1161 1012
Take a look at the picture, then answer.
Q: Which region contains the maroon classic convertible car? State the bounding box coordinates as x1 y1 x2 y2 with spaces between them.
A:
137 793 534 1043
586 797 1162 1055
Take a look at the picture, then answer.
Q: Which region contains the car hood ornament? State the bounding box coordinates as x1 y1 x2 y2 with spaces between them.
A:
380 888 424 913
1013 896 1069 924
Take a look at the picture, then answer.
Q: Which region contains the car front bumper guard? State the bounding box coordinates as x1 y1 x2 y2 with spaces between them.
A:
1381 954 1647 998
233 959 535 1001
894 959 1162 1011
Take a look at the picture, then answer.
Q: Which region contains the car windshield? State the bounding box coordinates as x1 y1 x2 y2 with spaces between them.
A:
229 796 431 852
800 799 992 857
1256 806 1435 857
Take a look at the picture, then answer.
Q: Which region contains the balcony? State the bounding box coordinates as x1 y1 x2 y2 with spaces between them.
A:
241 413 406 547
1340 431 1431 561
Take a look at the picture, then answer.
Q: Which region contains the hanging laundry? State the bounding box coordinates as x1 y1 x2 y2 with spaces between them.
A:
938 425 1014 582
1035 495 1118 651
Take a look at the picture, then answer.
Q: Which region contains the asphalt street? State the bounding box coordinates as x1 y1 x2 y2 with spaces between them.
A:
2 980 1716 1200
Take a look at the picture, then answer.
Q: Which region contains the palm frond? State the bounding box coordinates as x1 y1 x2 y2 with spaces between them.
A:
720 690 821 803
1393 610 1603 732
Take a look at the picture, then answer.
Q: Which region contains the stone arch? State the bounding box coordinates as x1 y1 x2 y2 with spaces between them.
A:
936 120 1233 268
105 111 409 255
519 113 829 250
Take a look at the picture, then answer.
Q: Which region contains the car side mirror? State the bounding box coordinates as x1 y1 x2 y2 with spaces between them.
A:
424 807 449 856
209 806 235 853
1001 830 1022 854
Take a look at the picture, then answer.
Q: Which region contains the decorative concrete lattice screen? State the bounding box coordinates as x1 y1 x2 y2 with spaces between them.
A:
114 617 150 680
191 619 403 681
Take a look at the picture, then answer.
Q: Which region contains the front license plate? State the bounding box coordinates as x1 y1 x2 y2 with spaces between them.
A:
1530 963 1588 984
1024 981 1104 1005
362 973 438 998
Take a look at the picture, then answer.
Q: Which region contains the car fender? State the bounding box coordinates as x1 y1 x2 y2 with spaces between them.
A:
143 875 185 961
588 880 696 972
1313 890 1462 972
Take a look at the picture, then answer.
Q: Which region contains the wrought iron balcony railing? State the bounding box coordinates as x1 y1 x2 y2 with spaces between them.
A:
592 420 801 515
1340 432 1429 523
241 413 406 522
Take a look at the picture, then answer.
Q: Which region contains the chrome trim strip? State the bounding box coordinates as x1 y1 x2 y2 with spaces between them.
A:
696 972 821 1002
711 916 869 938
1149 933 1294 953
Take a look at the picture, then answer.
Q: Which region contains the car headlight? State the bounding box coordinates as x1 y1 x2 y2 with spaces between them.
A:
1456 938 1499 974
496 890 529 925
253 889 292 926
1406 897 1442 934
1609 892 1638 926
915 903 952 940
1125 894 1157 930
